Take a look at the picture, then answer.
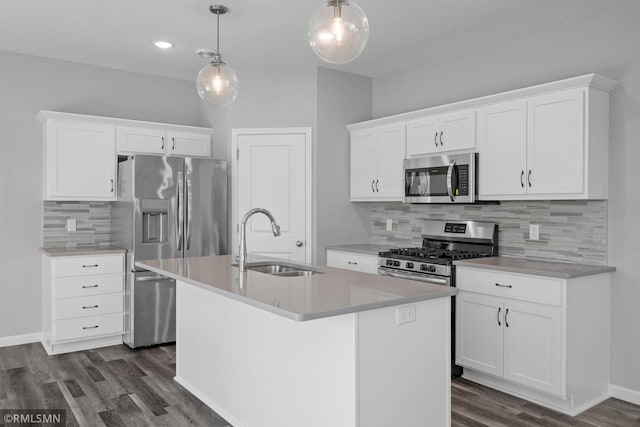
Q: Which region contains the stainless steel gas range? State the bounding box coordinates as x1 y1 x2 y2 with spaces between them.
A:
378 219 498 376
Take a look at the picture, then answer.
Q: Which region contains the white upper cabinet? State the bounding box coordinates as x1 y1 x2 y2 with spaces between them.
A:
406 110 476 157
350 123 406 201
117 127 211 158
479 88 604 200
42 118 116 201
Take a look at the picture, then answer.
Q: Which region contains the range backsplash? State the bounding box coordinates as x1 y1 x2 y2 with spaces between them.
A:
43 201 112 248
371 200 607 265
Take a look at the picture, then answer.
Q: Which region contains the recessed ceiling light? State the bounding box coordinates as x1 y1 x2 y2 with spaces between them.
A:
154 40 174 49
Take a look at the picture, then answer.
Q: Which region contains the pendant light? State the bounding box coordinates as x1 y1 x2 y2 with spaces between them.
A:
308 0 369 64
196 5 239 106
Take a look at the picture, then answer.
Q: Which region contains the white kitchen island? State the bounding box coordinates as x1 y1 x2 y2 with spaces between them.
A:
136 255 457 427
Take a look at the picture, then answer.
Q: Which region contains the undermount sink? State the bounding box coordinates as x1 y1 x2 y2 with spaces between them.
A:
238 262 323 277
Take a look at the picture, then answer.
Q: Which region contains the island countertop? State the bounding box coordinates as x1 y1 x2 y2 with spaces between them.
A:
136 255 457 321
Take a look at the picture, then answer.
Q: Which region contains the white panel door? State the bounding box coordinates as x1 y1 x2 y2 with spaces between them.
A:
45 120 116 200
236 129 310 263
503 300 563 396
375 124 406 198
350 129 377 199
456 292 503 377
478 100 527 198
406 116 439 157
438 109 476 152
527 89 585 196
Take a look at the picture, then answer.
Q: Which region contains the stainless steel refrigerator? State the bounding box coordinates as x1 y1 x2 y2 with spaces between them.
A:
112 155 227 348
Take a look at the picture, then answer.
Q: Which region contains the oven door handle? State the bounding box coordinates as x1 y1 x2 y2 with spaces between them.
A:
446 161 456 202
378 268 448 286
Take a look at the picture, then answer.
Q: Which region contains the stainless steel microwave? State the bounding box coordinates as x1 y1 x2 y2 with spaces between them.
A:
403 152 478 203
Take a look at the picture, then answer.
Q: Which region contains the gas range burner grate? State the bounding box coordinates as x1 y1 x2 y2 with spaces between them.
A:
384 247 491 261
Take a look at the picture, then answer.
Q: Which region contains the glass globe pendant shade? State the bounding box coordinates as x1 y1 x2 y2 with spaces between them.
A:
308 0 369 64
196 61 239 106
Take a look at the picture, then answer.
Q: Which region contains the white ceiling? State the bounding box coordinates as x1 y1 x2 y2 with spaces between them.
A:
0 0 612 82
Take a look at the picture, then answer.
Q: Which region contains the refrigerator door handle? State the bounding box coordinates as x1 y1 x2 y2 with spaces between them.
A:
186 174 193 250
177 171 184 250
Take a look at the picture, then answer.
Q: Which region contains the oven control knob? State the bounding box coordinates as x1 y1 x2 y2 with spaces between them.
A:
406 262 414 269
386 259 393 266
428 265 436 273
420 264 428 271
393 261 401 267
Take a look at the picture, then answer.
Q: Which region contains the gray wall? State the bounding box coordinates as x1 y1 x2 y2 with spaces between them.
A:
0 50 208 338
371 2 640 392
315 68 372 264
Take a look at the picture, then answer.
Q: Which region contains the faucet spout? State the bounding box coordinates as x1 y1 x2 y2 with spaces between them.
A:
238 208 281 272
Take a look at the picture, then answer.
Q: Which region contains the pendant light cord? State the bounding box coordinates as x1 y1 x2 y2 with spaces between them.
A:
216 12 220 55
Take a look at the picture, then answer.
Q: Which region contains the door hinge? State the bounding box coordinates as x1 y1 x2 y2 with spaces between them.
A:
236 148 239 159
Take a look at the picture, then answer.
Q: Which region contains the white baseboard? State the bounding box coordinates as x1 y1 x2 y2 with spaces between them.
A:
0 332 42 348
609 384 640 406
174 376 245 427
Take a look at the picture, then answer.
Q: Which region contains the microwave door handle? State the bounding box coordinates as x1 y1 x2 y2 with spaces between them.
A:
446 161 456 202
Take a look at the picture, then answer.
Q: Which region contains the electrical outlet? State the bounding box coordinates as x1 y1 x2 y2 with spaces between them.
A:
67 219 76 232
529 224 540 240
386 219 393 231
396 305 416 325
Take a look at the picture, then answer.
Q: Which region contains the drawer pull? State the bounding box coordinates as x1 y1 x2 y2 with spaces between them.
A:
82 325 99 330
82 284 99 289
82 305 99 310
348 261 358 265
495 283 513 288
82 264 99 268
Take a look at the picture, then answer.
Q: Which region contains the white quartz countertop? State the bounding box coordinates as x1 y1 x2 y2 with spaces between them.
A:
136 255 457 321
325 243 395 256
455 256 615 279
40 246 127 257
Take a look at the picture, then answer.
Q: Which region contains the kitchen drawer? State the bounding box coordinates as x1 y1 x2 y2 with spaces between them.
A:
54 312 123 342
55 293 123 320
52 254 123 277
54 273 123 299
456 267 562 307
327 250 378 274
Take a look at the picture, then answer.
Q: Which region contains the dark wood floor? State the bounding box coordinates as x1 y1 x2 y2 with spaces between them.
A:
0 343 638 426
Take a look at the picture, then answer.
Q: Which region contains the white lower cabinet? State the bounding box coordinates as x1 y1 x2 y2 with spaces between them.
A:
42 252 125 355
326 250 379 274
456 266 611 416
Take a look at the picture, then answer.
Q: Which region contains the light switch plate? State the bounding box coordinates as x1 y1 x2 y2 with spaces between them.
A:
529 224 539 240
67 218 76 232
386 219 393 231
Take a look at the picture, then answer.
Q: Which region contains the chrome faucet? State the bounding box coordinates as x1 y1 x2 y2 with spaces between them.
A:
238 208 281 272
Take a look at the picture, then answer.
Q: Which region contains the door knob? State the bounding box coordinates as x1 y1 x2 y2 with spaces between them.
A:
296 240 303 247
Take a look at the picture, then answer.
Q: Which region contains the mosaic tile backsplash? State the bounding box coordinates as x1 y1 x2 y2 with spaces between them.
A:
43 201 112 248
371 200 607 265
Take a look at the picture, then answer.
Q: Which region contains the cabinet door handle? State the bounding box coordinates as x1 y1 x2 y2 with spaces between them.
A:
520 170 524 188
82 284 98 289
505 308 510 328
375 179 379 192
347 261 358 265
434 132 438 148
371 180 375 192
528 169 532 188
439 131 444 146
82 325 99 330
495 283 512 288
82 264 99 268
82 305 99 310
497 306 501 326
172 137 175 150
110 179 114 193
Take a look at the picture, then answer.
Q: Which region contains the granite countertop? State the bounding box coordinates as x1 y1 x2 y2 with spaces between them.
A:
136 255 457 321
325 243 396 256
40 246 127 257
454 256 615 279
